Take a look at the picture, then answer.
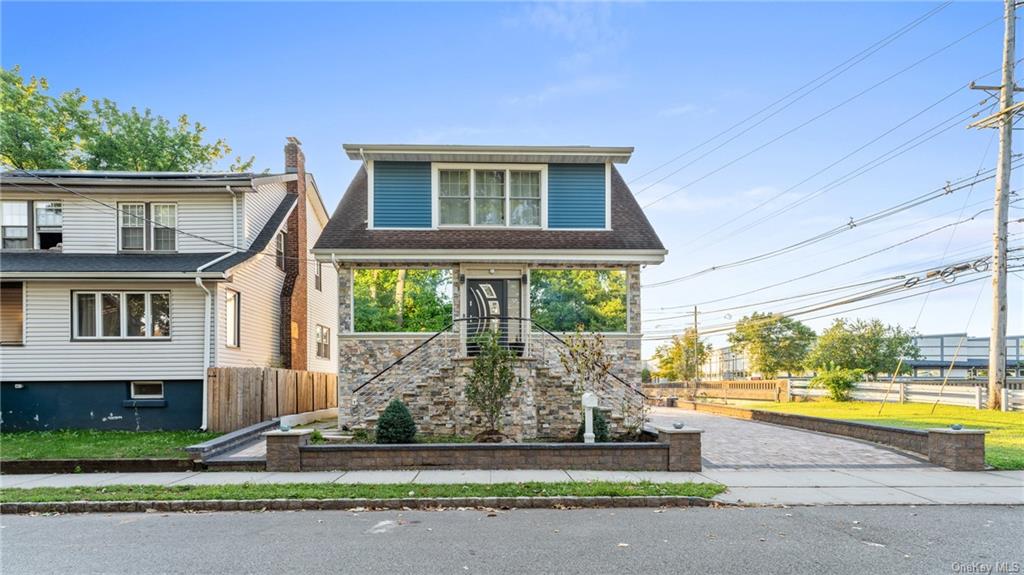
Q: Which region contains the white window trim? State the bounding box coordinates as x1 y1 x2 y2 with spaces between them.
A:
130 381 165 399
33 200 63 249
225 289 240 348
431 163 547 230
72 291 171 340
315 324 331 359
150 202 178 252
118 202 146 252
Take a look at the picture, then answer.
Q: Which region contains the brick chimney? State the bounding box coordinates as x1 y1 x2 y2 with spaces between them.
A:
280 137 308 370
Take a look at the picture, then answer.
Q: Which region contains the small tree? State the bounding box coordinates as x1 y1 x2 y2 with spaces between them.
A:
465 330 519 434
376 400 416 444
806 318 919 379
729 312 816 378
652 328 710 381
559 327 612 395
810 365 865 401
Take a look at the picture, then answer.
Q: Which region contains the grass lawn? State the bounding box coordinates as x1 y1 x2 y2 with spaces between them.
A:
0 481 726 503
0 430 220 461
745 400 1024 470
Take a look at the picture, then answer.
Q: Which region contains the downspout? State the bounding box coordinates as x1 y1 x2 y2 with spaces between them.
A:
193 185 240 430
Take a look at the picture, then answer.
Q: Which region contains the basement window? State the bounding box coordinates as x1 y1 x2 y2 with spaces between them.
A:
130 381 164 399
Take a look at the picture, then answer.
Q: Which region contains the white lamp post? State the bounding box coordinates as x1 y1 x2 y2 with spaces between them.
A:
582 392 598 444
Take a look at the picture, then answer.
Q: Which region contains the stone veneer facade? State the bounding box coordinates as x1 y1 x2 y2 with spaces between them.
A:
335 262 644 440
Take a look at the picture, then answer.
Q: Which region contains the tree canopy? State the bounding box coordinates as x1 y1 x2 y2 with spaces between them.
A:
1 66 252 172
805 318 919 378
652 328 710 381
529 269 627 332
728 312 815 378
353 269 452 332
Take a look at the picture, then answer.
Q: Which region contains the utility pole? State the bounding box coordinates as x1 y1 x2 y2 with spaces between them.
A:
971 0 1016 409
692 306 700 382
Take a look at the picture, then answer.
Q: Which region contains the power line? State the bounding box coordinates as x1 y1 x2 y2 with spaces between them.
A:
643 164 1020 289
642 16 1002 209
678 95 998 250
628 1 953 191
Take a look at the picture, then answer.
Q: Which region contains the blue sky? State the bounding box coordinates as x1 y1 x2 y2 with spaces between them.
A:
3 1 1021 356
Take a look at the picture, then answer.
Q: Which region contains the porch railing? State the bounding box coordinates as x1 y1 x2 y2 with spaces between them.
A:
347 317 645 425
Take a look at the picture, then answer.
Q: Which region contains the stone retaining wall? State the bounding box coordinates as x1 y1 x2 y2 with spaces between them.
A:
675 401 988 470
265 428 702 472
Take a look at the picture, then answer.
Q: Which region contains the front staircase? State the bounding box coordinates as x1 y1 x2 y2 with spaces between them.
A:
341 318 645 440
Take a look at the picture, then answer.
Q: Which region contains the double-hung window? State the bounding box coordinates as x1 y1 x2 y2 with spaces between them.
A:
151 203 177 251
1 201 29 249
315 324 330 359
275 232 286 271
314 262 323 291
435 166 544 228
34 201 62 249
119 203 146 251
225 290 240 347
74 291 170 339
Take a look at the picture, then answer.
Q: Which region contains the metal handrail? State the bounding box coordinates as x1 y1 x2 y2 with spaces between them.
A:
350 316 647 400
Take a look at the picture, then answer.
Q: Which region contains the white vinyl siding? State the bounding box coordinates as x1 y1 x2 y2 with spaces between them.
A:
0 281 205 381
306 198 337 373
244 182 287 247
215 249 286 368
56 193 236 254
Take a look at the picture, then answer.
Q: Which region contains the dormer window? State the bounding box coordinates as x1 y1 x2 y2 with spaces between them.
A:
118 202 177 252
433 164 545 228
120 203 145 251
1 201 29 249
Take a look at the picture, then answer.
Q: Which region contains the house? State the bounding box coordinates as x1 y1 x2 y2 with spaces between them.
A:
0 138 338 431
313 144 666 439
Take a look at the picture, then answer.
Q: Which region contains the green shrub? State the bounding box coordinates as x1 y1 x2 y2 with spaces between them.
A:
810 365 865 401
574 409 610 442
309 429 325 444
375 400 417 444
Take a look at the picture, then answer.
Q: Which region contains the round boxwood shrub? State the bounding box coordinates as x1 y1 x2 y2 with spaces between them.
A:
376 399 417 444
574 409 610 443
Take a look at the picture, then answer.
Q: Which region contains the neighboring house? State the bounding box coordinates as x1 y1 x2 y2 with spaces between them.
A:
0 138 338 431
313 144 666 439
909 333 1023 379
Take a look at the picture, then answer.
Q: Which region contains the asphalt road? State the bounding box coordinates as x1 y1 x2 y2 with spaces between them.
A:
2 506 1021 575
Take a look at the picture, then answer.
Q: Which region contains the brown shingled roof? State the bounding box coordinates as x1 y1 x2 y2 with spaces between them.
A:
313 166 665 253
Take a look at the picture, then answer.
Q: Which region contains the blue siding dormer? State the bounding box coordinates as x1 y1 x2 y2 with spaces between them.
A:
372 161 432 228
547 164 607 229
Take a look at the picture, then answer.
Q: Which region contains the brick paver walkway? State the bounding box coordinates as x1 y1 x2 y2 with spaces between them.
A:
647 406 934 470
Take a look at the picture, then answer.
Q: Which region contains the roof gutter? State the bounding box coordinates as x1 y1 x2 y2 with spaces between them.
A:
194 186 241 431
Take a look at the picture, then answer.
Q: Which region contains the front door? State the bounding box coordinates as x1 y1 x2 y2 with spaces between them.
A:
466 280 506 354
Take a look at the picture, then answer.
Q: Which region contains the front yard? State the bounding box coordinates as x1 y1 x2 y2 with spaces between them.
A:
748 400 1024 470
0 430 219 461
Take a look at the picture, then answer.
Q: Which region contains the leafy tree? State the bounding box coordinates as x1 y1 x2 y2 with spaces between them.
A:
806 318 919 379
810 365 865 401
558 327 613 396
728 312 815 378
1 66 251 171
640 367 652 383
652 328 710 381
530 269 627 332
353 269 452 332
465 330 519 433
1 66 90 169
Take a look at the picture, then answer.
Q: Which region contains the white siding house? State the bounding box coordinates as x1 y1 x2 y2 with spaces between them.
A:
1 142 337 430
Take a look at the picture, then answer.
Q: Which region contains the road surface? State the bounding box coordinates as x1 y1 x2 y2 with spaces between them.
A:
2 506 1020 574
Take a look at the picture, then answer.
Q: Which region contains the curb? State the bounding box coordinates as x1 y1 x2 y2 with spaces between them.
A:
0 495 721 514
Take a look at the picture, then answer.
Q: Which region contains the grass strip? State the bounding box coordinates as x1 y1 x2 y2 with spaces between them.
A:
737 400 1024 470
0 430 219 460
0 481 725 503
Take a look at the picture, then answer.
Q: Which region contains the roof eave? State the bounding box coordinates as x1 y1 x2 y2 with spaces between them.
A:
312 248 666 265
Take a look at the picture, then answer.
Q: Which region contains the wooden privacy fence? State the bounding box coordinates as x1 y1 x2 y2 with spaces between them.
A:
644 380 790 403
207 368 338 433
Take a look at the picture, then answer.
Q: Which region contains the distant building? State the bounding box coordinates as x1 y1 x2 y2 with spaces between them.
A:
701 345 749 380
908 333 1023 379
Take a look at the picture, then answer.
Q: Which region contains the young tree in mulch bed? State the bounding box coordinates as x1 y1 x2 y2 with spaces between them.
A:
466 330 520 442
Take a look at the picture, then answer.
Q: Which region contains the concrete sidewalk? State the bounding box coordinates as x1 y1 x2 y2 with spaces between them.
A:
3 468 1021 506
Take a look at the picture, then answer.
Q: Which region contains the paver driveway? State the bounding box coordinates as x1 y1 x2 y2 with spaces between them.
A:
647 406 935 470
